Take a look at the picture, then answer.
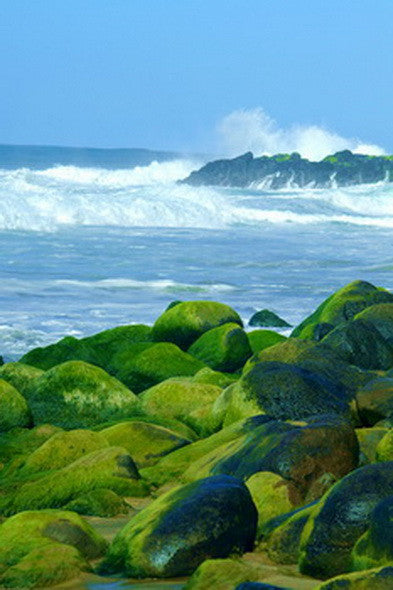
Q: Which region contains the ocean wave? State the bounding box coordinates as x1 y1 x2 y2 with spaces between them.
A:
55 278 236 292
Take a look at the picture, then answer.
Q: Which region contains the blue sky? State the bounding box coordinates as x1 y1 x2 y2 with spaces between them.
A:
2 0 393 154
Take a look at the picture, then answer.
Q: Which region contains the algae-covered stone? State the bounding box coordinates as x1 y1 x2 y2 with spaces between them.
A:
0 542 90 588
376 430 393 461
139 378 222 433
266 503 316 565
0 424 62 466
249 309 291 328
0 363 43 397
247 330 287 354
23 429 109 473
292 280 393 340
101 421 191 468
115 342 205 393
317 566 393 590
27 360 139 429
192 367 238 388
152 300 243 349
64 488 129 518
188 323 252 372
356 377 393 425
7 446 145 514
351 495 393 571
99 475 257 578
185 557 265 589
0 379 31 432
299 462 393 579
20 336 90 371
356 428 388 465
236 583 291 589
246 472 293 535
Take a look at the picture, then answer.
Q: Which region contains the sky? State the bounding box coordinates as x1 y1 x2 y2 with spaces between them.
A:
1 0 393 156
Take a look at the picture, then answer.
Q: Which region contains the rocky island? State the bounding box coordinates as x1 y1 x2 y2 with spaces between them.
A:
182 150 393 189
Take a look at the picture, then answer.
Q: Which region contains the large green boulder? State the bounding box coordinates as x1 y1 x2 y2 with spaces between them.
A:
352 496 393 571
248 309 291 328
101 420 191 468
376 430 393 461
22 429 109 473
356 428 388 465
192 367 238 388
5 446 145 515
317 566 393 590
26 360 139 429
188 323 252 372
246 472 293 536
0 363 43 397
356 377 393 425
0 424 62 466
0 509 106 587
292 280 393 340
299 462 393 579
63 488 129 518
0 379 31 432
152 300 243 349
115 342 205 393
99 475 257 578
185 557 268 589
20 336 90 371
247 330 287 354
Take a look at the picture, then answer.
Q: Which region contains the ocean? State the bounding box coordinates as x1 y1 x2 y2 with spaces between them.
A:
1 144 393 362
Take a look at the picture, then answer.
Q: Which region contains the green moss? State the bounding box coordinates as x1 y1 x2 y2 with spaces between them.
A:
184 558 263 589
115 342 205 393
101 420 191 468
0 424 62 466
0 379 31 432
23 429 109 473
357 428 388 464
6 446 147 515
20 336 90 370
152 300 243 349
0 363 43 397
247 330 287 354
188 323 252 372
246 471 293 536
0 542 90 588
63 488 129 517
266 503 317 565
192 367 238 388
376 430 393 461
27 360 139 429
317 565 393 589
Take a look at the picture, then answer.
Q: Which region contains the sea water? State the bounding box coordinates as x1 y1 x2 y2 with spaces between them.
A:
1 146 393 361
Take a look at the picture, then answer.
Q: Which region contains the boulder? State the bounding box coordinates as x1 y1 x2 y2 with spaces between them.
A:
246 472 293 536
0 379 31 432
248 309 291 328
20 336 90 370
299 462 393 579
152 300 243 349
376 430 393 461
351 496 393 571
26 360 139 429
0 362 43 396
0 424 62 466
291 281 393 340
356 428 388 465
100 420 191 468
317 566 393 590
188 323 252 372
247 330 287 354
63 489 129 518
192 367 238 388
356 377 393 425
99 475 257 578
266 503 317 565
185 558 268 590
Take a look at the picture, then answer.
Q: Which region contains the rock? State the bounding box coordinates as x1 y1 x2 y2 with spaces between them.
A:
100 420 191 468
247 330 287 354
188 323 252 372
0 424 62 465
266 503 317 565
292 281 393 340
317 566 393 590
99 475 257 578
246 472 293 536
356 428 388 465
299 462 393 579
356 377 393 425
0 379 31 432
22 429 109 473
114 342 205 393
20 336 91 370
0 510 106 582
6 446 146 515
139 378 222 435
375 430 393 461
236 583 291 590
0 362 43 396
26 360 139 429
192 367 238 388
351 496 393 571
152 300 243 349
248 310 291 328
63 489 129 518
185 558 267 590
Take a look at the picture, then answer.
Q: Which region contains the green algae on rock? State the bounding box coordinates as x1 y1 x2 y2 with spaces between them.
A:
0 362 44 397
0 379 31 432
356 376 393 426
246 472 293 536
185 557 265 589
152 300 243 349
248 309 291 328
351 496 393 571
375 429 393 462
317 565 393 590
63 488 130 517
26 360 139 429
99 474 257 578
192 366 238 388
247 330 287 354
188 322 252 372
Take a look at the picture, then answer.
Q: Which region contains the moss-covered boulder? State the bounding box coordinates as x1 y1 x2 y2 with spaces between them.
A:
152 300 243 349
356 377 393 425
249 309 291 328
22 429 109 473
351 496 393 571
0 424 62 466
246 472 293 536
317 566 393 590
99 475 257 578
188 323 252 372
115 342 205 393
192 367 238 388
357 428 388 465
0 379 31 432
185 557 267 589
6 446 146 515
236 583 292 589
63 488 129 517
20 336 91 371
247 330 287 354
0 363 43 397
26 360 139 429
292 280 393 340
139 378 222 435
266 503 317 565
376 429 393 461
299 462 393 579
0 509 106 585
101 421 191 468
